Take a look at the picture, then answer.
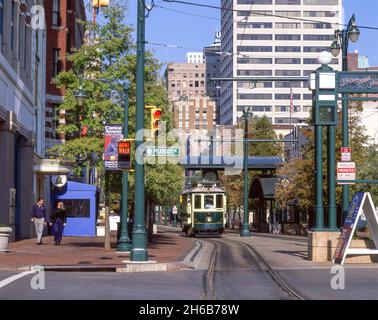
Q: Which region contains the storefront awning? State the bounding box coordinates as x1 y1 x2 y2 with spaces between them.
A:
33 158 75 175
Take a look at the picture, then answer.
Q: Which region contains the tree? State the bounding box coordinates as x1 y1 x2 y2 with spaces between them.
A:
49 3 184 212
221 115 282 223
274 99 375 209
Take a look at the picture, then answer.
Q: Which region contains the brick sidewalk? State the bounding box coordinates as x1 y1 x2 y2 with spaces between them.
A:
0 230 195 271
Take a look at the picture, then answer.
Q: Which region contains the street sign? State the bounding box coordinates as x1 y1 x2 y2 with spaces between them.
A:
337 162 356 184
104 124 123 171
338 72 378 93
144 147 180 157
341 147 351 162
172 206 178 215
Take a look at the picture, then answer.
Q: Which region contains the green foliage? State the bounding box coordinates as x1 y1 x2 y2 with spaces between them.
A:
221 115 282 210
48 3 183 207
275 100 377 208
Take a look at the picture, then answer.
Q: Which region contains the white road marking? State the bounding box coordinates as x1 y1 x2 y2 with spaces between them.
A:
0 270 36 289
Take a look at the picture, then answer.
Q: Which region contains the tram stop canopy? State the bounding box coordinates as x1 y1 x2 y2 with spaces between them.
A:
180 156 283 171
249 176 280 233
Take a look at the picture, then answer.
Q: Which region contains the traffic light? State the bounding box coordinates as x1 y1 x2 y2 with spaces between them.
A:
117 139 132 170
150 107 162 139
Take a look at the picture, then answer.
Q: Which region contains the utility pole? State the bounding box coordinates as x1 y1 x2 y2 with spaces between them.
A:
131 0 148 261
240 109 251 237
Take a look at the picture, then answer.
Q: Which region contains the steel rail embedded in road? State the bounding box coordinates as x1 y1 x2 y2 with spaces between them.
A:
203 239 218 300
226 238 306 301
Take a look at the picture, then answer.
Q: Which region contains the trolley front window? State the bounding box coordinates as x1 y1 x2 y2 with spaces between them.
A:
194 195 201 209
216 194 223 208
204 195 215 209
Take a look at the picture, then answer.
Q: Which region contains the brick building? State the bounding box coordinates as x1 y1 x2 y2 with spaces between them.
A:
172 96 217 136
44 0 86 150
166 62 207 102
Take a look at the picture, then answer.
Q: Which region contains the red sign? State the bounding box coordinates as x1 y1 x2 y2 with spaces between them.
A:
118 141 131 155
341 147 351 162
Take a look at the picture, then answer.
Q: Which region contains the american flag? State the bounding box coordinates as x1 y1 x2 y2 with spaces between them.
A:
290 86 294 114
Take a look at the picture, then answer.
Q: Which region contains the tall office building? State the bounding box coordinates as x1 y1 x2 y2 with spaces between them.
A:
186 52 204 64
220 0 342 129
204 31 221 124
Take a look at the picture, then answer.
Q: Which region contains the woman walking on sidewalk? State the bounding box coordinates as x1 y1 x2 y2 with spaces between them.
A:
50 202 67 245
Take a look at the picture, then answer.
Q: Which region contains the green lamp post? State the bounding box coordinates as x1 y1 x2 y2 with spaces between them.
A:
131 0 148 261
330 14 360 220
117 80 132 252
240 108 252 237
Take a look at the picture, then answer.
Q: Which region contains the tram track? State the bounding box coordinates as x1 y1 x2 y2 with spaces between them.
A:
202 237 306 300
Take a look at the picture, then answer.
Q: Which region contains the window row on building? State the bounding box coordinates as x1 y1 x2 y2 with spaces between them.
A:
236 105 312 112
237 22 335 29
237 34 334 41
237 93 313 100
237 46 335 53
237 0 338 5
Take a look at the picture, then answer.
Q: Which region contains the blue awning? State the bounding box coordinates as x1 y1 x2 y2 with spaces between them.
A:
180 156 283 170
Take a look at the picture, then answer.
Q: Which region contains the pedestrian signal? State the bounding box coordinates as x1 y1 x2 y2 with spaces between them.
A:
117 139 132 170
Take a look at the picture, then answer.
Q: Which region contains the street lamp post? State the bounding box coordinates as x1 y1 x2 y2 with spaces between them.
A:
117 81 132 252
330 14 360 220
240 109 251 237
131 0 148 261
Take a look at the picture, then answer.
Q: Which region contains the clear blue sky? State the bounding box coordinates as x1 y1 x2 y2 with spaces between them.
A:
123 0 378 68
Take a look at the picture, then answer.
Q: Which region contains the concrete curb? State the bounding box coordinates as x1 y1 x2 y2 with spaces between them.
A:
18 265 123 272
116 262 187 273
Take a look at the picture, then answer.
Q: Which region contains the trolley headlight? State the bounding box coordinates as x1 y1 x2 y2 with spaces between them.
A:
206 216 213 223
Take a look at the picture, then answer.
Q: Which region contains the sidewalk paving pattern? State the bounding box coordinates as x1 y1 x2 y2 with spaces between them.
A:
0 229 194 271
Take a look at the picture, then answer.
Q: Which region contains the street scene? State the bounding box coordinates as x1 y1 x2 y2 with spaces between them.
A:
0 0 378 306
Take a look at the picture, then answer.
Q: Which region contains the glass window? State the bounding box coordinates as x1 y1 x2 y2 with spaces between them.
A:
303 34 334 41
275 34 301 41
275 22 301 29
275 46 301 52
216 195 223 209
237 46 272 52
194 195 201 209
303 0 338 4
204 195 215 209
275 0 300 4
52 0 61 26
52 49 61 77
237 0 272 3
54 199 90 218
237 34 272 40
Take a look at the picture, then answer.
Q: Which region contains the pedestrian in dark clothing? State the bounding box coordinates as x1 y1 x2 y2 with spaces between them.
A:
31 197 47 245
50 202 67 245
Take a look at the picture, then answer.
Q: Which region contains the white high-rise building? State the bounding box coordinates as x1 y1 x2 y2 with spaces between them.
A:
220 0 342 127
186 52 204 64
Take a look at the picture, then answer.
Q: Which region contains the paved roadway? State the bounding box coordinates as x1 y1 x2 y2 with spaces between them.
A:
1 236 378 300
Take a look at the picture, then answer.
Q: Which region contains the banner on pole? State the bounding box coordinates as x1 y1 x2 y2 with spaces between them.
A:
103 124 123 171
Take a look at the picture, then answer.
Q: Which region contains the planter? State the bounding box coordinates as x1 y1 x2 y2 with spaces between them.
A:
0 227 12 252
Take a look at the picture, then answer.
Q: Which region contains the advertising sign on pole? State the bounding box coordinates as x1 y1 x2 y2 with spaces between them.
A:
103 124 123 171
341 147 351 162
337 162 356 184
333 192 378 265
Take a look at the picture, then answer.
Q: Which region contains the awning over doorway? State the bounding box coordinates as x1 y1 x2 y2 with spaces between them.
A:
33 158 75 175
249 176 280 200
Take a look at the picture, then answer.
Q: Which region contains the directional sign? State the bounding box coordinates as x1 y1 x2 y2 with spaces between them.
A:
338 72 378 93
144 147 180 157
341 147 351 162
337 162 356 184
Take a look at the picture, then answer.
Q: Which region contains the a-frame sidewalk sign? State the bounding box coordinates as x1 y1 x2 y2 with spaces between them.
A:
333 192 378 265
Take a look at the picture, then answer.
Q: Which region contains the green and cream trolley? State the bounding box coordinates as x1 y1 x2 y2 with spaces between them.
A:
181 181 227 237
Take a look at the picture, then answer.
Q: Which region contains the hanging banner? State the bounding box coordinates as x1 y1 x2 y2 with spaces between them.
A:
333 192 378 265
103 124 123 171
